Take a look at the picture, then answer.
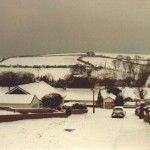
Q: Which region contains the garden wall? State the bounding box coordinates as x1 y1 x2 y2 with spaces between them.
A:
0 112 66 123
71 109 88 114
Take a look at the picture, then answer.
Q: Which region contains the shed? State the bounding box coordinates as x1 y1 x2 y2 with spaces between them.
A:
0 95 39 108
103 94 116 109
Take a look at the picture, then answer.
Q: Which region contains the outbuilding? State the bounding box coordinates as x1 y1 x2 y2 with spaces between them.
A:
0 95 39 108
103 94 116 109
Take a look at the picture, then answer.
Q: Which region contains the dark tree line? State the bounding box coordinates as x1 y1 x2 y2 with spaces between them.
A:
0 71 35 87
44 75 139 89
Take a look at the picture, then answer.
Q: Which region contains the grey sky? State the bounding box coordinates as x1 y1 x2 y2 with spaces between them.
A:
0 0 150 57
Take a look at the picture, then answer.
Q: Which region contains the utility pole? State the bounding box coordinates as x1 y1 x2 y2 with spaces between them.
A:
93 89 95 113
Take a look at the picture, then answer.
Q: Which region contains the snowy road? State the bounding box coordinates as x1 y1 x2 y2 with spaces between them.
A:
0 108 150 150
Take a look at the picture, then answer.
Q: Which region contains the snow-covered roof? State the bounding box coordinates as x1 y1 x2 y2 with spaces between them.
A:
7 81 63 99
100 90 116 100
57 88 99 101
0 95 36 104
57 88 117 102
0 87 14 94
104 94 116 102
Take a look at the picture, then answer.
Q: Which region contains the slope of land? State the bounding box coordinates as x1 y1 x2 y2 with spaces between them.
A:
0 108 150 150
0 52 150 81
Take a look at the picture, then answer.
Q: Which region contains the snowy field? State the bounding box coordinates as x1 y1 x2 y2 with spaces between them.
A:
91 69 130 80
82 57 148 70
83 57 114 68
95 52 150 59
42 53 84 56
0 52 150 81
0 56 80 66
0 108 150 150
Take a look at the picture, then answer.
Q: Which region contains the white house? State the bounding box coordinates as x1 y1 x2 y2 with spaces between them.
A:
0 95 39 108
57 88 99 105
6 81 63 100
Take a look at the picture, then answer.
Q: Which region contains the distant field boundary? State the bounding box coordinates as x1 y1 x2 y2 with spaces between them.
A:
0 65 74 69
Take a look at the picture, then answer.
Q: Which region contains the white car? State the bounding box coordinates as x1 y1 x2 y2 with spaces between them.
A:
111 106 126 118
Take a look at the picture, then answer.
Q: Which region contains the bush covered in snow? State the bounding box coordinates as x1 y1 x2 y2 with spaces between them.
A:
41 93 63 109
72 103 87 109
124 97 133 102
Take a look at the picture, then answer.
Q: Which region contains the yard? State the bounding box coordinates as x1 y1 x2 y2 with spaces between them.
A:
0 108 150 150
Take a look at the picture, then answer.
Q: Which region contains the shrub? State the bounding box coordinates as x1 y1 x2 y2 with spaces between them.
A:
96 89 103 105
42 93 63 109
124 97 132 102
63 106 72 117
72 103 87 109
114 96 124 106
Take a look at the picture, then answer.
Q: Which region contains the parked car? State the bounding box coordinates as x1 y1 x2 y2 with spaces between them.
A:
111 106 126 118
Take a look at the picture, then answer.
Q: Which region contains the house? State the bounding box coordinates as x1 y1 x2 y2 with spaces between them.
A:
103 94 116 109
0 95 39 108
6 81 63 100
57 88 99 105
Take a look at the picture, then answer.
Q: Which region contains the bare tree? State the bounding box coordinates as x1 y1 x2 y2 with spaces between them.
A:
134 65 149 99
122 61 128 72
134 86 147 99
86 51 95 57
146 59 150 66
130 63 139 79
138 64 150 86
96 89 103 105
127 61 134 73
112 59 117 70
71 64 86 75
125 56 131 61
134 55 141 64
117 55 124 61
112 59 121 70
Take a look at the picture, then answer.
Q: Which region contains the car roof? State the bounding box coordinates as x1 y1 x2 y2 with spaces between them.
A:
113 106 124 110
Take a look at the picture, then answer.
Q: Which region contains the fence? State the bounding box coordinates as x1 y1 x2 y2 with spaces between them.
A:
0 112 66 123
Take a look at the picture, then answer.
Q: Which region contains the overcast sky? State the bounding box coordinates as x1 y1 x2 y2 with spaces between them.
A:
1 0 150 57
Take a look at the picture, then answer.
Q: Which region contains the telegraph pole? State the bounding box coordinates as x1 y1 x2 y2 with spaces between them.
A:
93 89 95 113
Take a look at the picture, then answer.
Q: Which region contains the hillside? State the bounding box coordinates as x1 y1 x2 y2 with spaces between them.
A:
0 52 150 82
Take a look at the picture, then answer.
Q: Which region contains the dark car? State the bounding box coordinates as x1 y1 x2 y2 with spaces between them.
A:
111 106 126 118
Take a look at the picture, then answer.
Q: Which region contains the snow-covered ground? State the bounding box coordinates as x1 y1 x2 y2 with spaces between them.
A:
91 69 130 80
0 52 149 81
95 52 150 59
42 53 84 56
0 56 80 66
83 57 115 68
82 57 148 71
0 108 150 150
